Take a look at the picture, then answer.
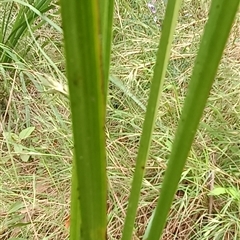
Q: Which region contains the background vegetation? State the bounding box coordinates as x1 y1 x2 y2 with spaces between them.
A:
0 0 240 239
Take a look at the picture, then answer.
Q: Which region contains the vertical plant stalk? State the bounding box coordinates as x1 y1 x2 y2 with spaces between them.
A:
121 1 182 239
146 1 239 239
60 0 107 240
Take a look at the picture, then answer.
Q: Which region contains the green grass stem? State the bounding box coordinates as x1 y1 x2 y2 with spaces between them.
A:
60 0 107 239
121 1 182 239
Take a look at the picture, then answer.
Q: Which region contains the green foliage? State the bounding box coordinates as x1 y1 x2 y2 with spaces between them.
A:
3 126 35 162
0 0 55 63
60 0 239 239
209 187 240 200
0 0 239 239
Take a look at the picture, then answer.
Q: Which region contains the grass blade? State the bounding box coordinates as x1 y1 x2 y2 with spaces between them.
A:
121 1 182 239
60 0 107 239
146 1 239 239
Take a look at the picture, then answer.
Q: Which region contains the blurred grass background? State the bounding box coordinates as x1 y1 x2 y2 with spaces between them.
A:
0 0 240 239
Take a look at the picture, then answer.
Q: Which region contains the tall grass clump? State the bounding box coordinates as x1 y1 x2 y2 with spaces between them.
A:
60 0 239 239
0 0 58 63
0 0 239 239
